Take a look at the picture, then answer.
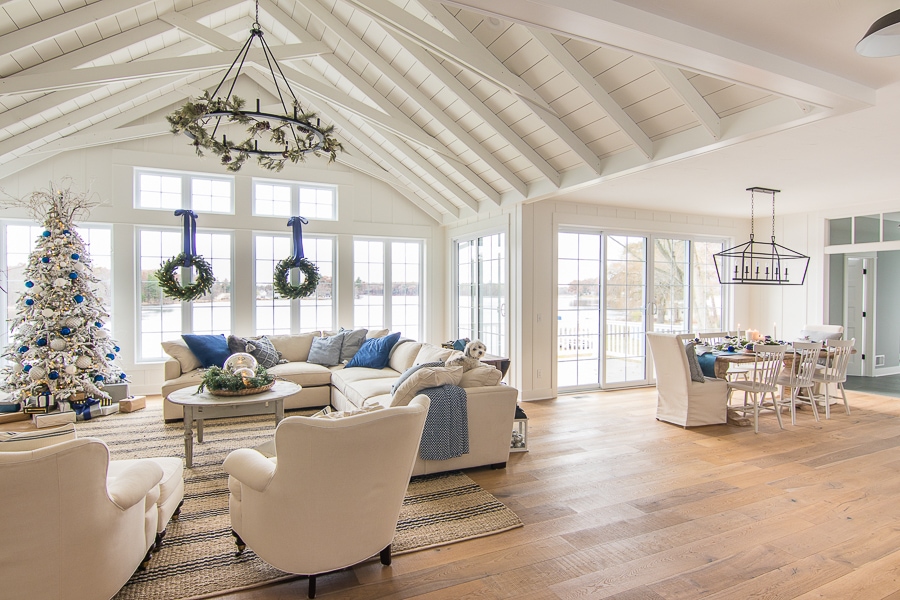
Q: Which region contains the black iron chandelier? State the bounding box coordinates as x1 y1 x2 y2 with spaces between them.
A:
713 187 809 286
165 0 341 172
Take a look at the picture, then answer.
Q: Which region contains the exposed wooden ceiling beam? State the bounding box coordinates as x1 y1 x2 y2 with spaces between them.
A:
0 43 329 96
654 63 721 141
158 12 242 52
530 27 654 160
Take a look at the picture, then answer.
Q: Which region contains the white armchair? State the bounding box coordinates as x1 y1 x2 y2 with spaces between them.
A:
223 396 430 598
0 438 163 600
647 332 728 427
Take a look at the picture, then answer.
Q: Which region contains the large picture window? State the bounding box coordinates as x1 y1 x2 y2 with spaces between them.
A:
353 239 422 340
455 232 506 357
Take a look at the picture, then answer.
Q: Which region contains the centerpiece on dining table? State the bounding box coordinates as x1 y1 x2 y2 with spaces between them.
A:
197 352 275 396
708 334 783 353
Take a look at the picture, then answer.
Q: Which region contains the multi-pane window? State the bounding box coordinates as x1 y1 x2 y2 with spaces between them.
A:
691 241 724 332
455 233 506 357
138 228 233 361
353 239 422 340
135 169 233 213
254 234 335 335
253 180 337 220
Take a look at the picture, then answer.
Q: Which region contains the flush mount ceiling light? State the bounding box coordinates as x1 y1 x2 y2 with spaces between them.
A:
713 187 809 286
856 9 900 57
165 0 341 172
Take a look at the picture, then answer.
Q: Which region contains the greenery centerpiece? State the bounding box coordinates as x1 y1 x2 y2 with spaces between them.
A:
198 365 274 396
709 335 782 352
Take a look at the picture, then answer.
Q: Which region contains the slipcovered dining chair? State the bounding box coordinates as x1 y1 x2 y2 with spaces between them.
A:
775 342 821 425
646 333 728 427
812 338 855 418
0 438 163 600
223 396 430 598
727 344 790 433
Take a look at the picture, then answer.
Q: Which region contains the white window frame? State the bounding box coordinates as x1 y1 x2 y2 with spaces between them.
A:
134 168 234 214
252 178 338 220
352 237 424 340
452 229 508 357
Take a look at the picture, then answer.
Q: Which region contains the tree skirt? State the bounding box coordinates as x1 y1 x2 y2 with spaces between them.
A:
77 403 522 600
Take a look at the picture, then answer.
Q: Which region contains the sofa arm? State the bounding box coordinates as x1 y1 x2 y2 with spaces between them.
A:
164 359 183 381
224 448 276 492
107 460 164 511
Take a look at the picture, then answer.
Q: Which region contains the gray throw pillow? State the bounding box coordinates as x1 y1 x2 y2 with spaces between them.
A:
339 327 368 362
245 335 280 369
307 333 344 366
684 341 706 383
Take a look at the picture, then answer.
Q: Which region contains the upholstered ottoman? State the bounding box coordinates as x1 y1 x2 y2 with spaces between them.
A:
108 456 185 549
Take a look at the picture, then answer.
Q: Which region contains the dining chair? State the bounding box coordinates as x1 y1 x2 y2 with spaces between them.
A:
696 331 750 381
775 342 821 425
726 344 790 433
812 338 855 418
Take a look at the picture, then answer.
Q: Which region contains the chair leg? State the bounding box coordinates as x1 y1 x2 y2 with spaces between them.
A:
232 529 246 554
840 382 850 415
381 544 392 566
139 548 153 570
771 392 783 430
308 575 316 599
154 529 166 551
789 387 797 426
753 392 760 434
824 383 832 419
172 499 184 521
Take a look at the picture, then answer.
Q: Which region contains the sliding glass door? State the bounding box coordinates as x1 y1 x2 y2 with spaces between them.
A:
604 235 649 386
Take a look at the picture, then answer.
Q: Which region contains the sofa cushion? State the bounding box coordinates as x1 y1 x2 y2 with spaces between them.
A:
389 340 424 373
346 332 401 369
391 365 463 407
459 364 503 388
267 332 319 362
161 339 201 373
266 361 333 387
342 377 397 409
182 334 230 368
414 344 456 365
339 328 368 362
308 333 344 366
330 367 398 398
366 329 390 339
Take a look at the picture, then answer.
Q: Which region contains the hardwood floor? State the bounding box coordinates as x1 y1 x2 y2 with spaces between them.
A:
217 387 900 599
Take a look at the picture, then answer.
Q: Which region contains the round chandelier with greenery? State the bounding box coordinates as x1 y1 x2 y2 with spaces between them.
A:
165 0 342 172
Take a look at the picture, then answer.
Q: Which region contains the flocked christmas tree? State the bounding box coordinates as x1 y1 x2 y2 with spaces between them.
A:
1 181 126 409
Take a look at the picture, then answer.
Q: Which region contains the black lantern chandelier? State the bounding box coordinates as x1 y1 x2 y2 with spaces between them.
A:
713 187 809 286
165 0 341 172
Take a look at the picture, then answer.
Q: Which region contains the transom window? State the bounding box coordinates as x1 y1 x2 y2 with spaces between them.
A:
135 169 233 214
253 179 337 220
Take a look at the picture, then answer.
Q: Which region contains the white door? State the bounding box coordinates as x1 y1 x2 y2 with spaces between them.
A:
844 256 874 376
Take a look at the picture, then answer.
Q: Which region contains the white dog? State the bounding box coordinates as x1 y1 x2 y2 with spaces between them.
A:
447 339 487 371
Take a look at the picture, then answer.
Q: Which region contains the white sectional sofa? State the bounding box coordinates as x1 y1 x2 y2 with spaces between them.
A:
161 332 519 475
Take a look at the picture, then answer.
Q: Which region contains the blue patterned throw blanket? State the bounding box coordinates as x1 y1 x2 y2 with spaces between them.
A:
419 384 469 460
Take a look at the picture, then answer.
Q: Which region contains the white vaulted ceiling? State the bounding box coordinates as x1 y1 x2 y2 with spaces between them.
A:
0 0 895 222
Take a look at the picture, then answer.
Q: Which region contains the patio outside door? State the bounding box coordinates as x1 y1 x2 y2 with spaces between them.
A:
603 235 649 387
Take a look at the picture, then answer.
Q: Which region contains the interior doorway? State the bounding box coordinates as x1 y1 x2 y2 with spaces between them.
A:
842 254 875 376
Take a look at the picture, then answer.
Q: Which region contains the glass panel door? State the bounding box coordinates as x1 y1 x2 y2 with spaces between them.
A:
604 235 648 386
652 238 690 334
557 232 601 388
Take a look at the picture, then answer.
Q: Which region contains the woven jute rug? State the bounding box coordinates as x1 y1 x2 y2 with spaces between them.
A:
77 402 522 600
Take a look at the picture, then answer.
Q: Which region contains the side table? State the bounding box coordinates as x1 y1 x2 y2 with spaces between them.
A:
511 405 528 452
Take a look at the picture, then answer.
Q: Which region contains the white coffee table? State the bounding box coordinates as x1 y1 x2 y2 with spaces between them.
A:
167 380 301 467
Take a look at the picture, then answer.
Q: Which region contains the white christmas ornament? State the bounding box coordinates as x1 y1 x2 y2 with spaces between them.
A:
42 308 54 318
12 363 23 373
29 367 46 380
53 278 67 287
50 338 66 351
95 329 109 339
64 364 78 375
18 324 33 337
75 356 92 369
65 317 82 328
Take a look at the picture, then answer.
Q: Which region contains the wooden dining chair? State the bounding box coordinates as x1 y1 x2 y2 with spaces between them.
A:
726 345 790 433
696 331 750 381
775 342 821 425
812 338 855 418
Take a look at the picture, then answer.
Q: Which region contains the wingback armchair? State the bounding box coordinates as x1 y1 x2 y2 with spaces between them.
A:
647 332 728 427
223 395 430 598
0 438 163 600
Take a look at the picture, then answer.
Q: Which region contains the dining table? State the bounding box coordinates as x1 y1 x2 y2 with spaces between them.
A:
698 346 855 380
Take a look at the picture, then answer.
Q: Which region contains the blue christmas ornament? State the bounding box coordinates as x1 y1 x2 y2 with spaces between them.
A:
25 281 33 288
71 253 80 260
41 257 50 264
36 338 47 347
42 231 51 237
62 229 71 236
24 299 34 306
94 374 104 382
74 295 84 303
60 327 71 336
69 272 78 279
106 353 115 360
119 373 127 379
114 346 120 352
95 321 103 328
18 345 28 353
48 371 59 380
23 365 31 372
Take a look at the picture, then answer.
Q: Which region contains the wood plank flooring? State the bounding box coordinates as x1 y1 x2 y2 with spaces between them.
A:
215 387 900 599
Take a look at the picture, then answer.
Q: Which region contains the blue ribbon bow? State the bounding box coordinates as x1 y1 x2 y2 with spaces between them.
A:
174 209 198 267
73 398 101 420
287 216 308 266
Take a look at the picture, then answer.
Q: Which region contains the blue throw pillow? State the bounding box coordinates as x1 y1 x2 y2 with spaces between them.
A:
182 334 231 368
345 331 401 369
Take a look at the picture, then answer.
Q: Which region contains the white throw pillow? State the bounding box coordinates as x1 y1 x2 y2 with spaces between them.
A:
391 365 463 407
161 339 201 373
414 344 456 365
459 364 502 388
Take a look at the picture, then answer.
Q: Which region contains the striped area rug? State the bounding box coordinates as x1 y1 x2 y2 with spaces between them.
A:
77 401 522 600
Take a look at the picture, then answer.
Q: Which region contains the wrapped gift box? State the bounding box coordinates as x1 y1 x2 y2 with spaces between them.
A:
33 411 76 429
119 396 146 413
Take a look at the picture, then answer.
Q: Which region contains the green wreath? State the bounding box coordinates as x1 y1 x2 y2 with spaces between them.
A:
154 253 216 301
273 257 320 299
